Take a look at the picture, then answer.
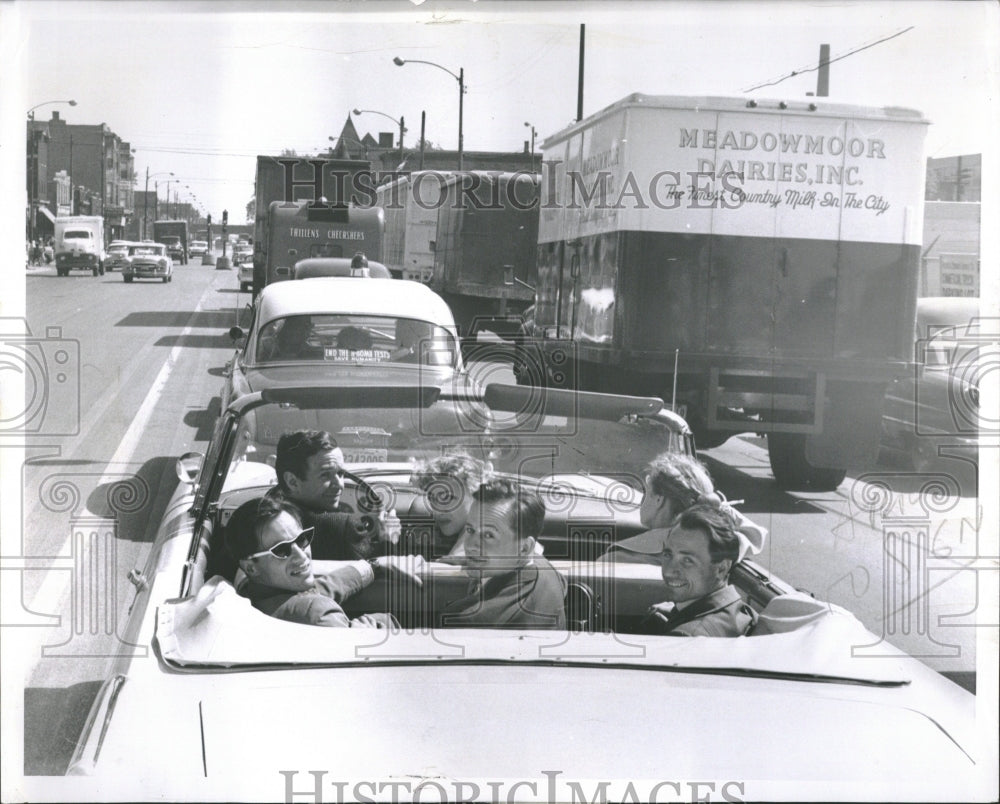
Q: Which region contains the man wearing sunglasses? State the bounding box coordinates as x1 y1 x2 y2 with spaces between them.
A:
274 429 399 561
225 494 419 628
640 503 756 637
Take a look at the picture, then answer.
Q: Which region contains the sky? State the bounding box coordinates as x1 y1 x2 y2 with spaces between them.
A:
5 0 999 222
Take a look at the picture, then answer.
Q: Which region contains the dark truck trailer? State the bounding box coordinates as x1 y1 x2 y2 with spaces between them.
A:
252 156 378 296
521 93 928 490
431 171 540 345
152 220 189 264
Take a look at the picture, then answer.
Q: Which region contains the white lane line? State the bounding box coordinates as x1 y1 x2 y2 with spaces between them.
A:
26 280 219 620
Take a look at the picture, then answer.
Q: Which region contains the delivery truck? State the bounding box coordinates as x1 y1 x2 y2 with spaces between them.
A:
54 215 105 276
375 171 443 281
520 93 928 489
431 171 540 345
153 219 189 264
252 156 381 295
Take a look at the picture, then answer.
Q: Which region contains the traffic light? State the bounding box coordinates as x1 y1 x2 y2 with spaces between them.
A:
222 209 228 226
207 214 212 226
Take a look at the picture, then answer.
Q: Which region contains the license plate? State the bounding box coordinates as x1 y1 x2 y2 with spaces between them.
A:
344 449 388 463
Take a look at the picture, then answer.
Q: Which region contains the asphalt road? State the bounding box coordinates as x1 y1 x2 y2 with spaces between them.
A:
12 262 985 775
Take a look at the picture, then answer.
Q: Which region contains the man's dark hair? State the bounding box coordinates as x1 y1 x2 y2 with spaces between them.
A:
225 490 298 561
350 252 368 269
472 477 545 541
674 503 741 568
275 430 338 491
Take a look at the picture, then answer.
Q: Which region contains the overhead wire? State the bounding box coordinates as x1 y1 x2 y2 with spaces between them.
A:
741 26 914 93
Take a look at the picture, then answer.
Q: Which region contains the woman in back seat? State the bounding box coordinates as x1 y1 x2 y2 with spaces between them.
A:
601 452 766 565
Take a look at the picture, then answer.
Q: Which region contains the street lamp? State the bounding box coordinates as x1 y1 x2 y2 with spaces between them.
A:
524 121 536 162
353 108 406 165
27 99 76 121
144 170 173 238
393 56 464 170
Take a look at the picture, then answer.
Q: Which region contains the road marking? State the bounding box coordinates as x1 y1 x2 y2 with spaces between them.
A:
25 278 220 625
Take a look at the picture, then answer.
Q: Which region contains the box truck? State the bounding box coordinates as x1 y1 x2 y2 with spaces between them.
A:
520 93 928 489
54 215 105 276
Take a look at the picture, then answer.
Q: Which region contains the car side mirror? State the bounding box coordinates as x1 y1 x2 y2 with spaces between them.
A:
176 452 204 484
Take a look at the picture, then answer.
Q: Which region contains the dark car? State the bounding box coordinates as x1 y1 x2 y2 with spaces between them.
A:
881 297 983 474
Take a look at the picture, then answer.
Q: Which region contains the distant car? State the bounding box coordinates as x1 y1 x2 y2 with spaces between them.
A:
232 244 253 266
238 259 254 293
220 277 463 410
189 240 208 257
123 242 173 283
104 240 135 272
881 297 982 472
158 235 186 264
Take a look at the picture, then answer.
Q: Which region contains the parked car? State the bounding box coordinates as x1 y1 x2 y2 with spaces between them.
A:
881 297 983 476
65 380 982 799
189 240 209 257
122 242 173 283
104 240 135 272
220 277 463 410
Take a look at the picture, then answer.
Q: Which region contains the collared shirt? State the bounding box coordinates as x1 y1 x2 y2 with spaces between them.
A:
243 561 376 627
441 558 567 630
642 584 756 637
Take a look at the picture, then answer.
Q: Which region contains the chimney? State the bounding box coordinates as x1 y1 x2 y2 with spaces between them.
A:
52 111 61 121
524 140 530 153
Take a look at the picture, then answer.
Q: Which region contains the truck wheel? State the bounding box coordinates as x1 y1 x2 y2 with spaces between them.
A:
92 267 99 276
124 275 133 283
163 275 169 283
767 432 847 491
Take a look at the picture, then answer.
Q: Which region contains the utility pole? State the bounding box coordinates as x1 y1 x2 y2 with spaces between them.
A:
817 43 830 97
577 24 585 121
419 111 426 170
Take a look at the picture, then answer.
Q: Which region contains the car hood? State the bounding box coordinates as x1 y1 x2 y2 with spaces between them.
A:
76 632 977 801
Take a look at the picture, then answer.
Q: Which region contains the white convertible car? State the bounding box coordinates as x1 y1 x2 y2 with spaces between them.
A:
64 381 987 802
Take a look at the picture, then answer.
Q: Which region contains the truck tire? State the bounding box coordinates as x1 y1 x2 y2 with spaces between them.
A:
124 275 133 283
92 266 99 276
767 432 847 491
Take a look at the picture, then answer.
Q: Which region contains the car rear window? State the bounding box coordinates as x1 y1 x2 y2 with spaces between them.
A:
256 314 458 367
64 230 92 239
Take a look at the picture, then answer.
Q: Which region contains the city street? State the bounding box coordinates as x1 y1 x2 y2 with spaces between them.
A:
15 260 985 774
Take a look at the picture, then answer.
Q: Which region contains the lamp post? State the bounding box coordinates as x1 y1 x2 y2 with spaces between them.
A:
352 108 406 165
144 170 173 239
393 57 464 170
524 121 536 162
27 98 76 122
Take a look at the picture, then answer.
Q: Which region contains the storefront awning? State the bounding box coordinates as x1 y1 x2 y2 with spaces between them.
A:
37 206 56 224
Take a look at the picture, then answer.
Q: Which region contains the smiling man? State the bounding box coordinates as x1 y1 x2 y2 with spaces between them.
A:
274 430 394 560
442 478 566 630
225 493 419 628
643 503 756 637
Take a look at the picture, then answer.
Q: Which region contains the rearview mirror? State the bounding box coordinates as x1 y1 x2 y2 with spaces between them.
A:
176 452 204 484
